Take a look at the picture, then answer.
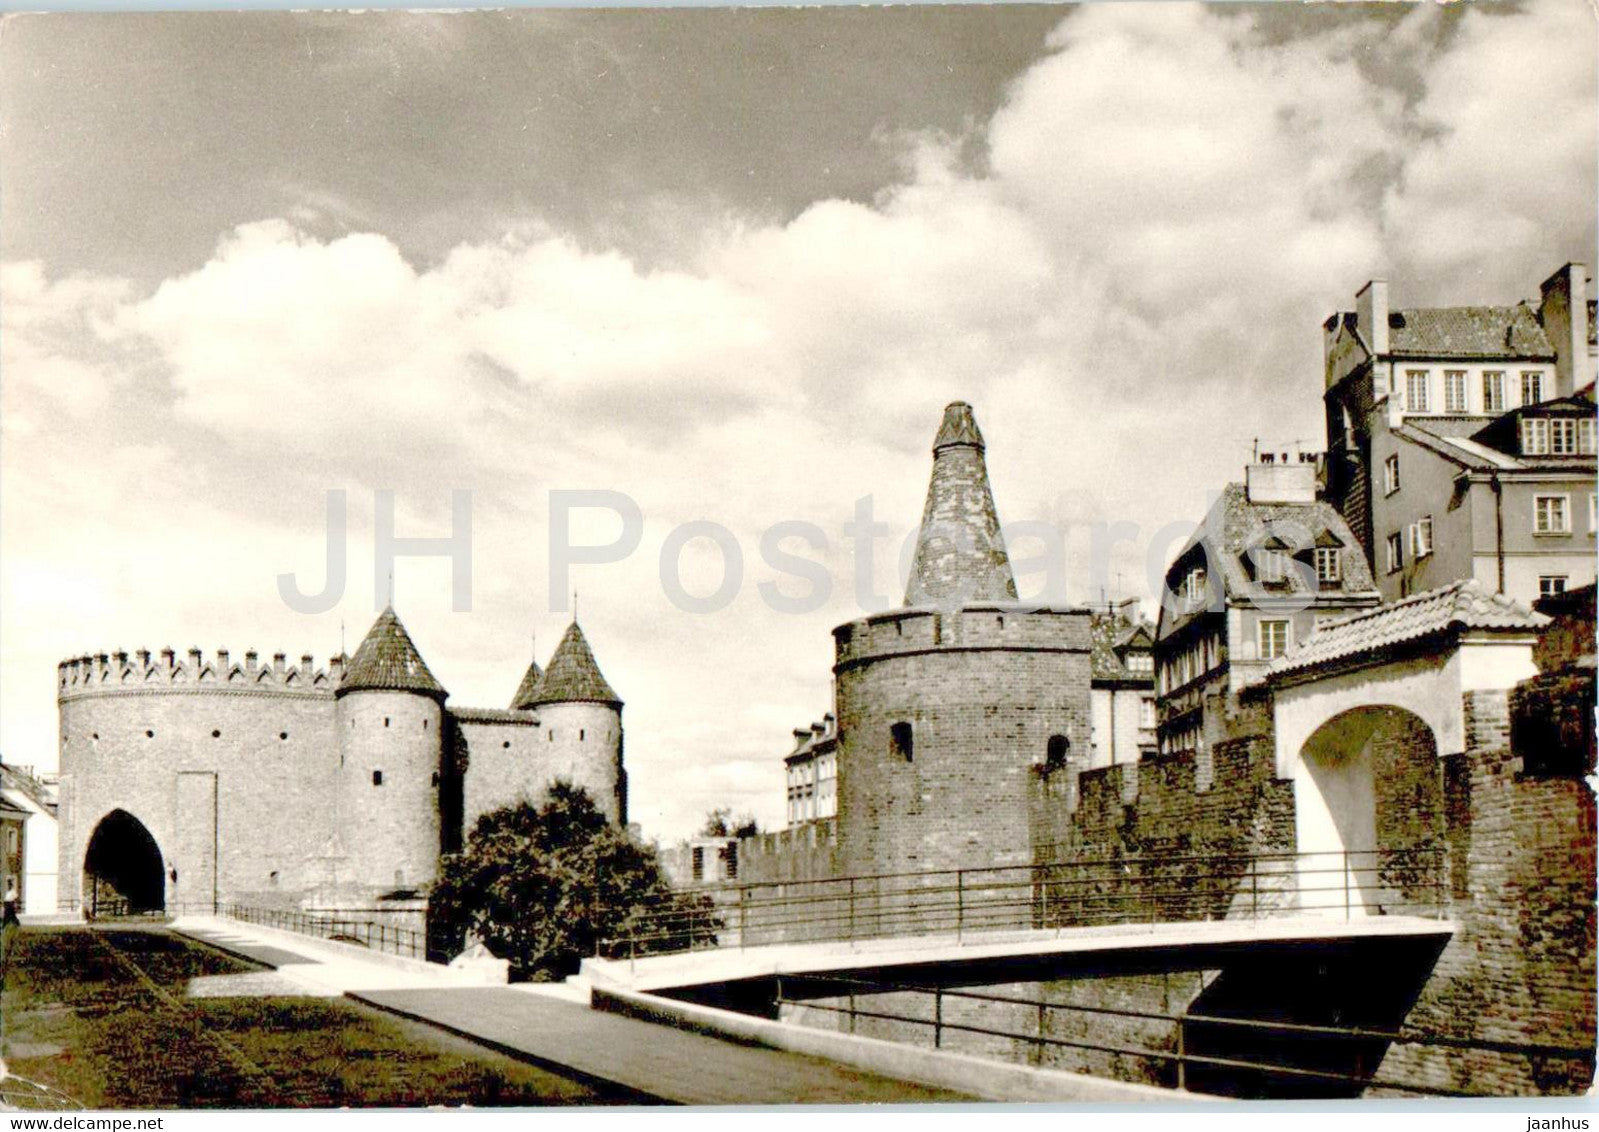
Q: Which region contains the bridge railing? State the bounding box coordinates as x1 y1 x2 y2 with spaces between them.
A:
599 847 1445 961
218 904 428 960
770 971 1589 1099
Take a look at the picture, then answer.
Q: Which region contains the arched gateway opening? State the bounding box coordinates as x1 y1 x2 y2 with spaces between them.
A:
1294 706 1442 916
83 810 166 916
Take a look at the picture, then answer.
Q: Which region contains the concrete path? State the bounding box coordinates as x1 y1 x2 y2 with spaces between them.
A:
172 917 974 1104
351 985 975 1105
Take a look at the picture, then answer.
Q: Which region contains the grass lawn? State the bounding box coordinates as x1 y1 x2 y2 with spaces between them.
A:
1 926 624 1109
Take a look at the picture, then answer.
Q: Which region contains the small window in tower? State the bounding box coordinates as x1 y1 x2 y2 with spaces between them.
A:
279 731 289 741
431 771 440 786
580 729 586 741
503 740 511 749
92 732 99 741
384 717 391 728
422 719 428 731
211 730 221 739
269 870 278 886
145 730 154 739
548 730 554 741
996 615 1004 629
372 770 384 786
890 721 914 762
1045 735 1070 772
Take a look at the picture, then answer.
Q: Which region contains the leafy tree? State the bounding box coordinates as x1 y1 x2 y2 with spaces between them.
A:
700 808 759 839
431 781 718 981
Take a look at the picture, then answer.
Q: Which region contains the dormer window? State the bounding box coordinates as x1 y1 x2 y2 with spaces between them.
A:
1314 547 1342 585
1522 418 1550 455
1256 548 1289 586
1182 567 1208 607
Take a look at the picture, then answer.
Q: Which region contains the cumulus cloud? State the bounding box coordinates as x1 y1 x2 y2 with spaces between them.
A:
2 0 1593 839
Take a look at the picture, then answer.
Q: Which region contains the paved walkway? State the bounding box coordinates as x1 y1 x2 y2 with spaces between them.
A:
352 986 973 1105
171 917 973 1105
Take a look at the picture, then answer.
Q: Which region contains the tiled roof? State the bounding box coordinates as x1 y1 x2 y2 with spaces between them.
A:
338 606 447 699
526 621 620 707
1387 305 1553 359
1270 580 1546 680
905 402 1017 607
509 656 543 710
1159 485 1379 640
1091 611 1154 683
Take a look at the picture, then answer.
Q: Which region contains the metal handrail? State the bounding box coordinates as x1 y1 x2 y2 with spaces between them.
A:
600 847 1447 959
219 903 428 960
772 970 1577 1099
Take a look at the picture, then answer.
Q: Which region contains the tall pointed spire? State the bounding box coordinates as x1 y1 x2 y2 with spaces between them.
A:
527 620 621 708
509 632 544 711
904 401 1017 607
337 606 447 699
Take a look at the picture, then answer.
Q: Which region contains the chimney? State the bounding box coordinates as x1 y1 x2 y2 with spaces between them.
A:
1246 461 1317 505
1356 279 1389 356
904 402 1018 608
1540 263 1591 398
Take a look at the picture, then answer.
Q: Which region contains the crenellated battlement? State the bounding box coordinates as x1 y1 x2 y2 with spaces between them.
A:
57 647 346 700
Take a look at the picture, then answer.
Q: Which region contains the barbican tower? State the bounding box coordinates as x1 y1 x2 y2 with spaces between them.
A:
334 606 448 895
832 402 1093 876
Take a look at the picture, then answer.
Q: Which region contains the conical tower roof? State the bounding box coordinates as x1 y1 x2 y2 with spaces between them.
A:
528 620 621 707
509 654 543 710
337 606 447 700
904 401 1017 607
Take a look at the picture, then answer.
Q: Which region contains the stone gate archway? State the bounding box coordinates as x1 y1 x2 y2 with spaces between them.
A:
1294 706 1440 916
83 809 166 916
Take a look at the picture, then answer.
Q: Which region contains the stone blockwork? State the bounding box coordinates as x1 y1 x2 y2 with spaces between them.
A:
833 605 1093 879
56 615 627 915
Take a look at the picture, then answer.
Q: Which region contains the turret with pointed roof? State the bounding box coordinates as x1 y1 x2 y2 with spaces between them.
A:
527 620 621 707
336 606 447 701
509 653 543 711
904 401 1018 607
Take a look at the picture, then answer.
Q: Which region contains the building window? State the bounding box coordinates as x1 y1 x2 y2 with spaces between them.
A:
372 770 383 786
1410 516 1434 559
1139 698 1156 729
1314 547 1342 584
890 721 914 762
1550 418 1579 456
1257 619 1291 660
1521 417 1550 455
1534 494 1571 534
1045 734 1070 772
1405 370 1430 412
1540 575 1569 599
5 829 16 854
691 846 704 882
1580 418 1596 455
1444 370 1468 413
1383 454 1400 495
1126 652 1152 674
1386 532 1404 574
1183 566 1208 607
1257 548 1288 585
1483 371 1506 413
1521 371 1544 406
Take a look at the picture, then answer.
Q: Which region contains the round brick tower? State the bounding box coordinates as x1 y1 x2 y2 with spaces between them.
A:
334 606 447 895
522 620 626 825
833 402 1093 878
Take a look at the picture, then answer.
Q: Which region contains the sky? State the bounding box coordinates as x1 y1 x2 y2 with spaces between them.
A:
2 1 1594 842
